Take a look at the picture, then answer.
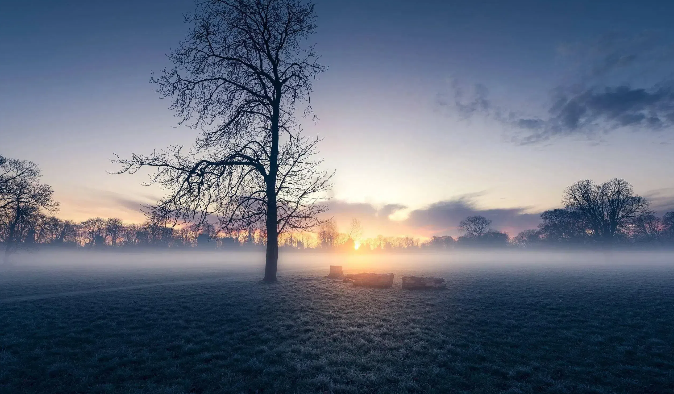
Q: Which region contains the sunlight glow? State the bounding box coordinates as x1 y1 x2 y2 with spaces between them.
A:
354 241 361 250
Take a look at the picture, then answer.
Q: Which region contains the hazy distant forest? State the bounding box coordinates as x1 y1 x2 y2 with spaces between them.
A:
1 154 674 256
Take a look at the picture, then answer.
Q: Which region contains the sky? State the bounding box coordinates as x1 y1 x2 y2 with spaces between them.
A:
2 0 674 238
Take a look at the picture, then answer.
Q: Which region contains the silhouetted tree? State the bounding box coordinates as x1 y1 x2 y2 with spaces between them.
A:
105 218 125 247
563 179 649 243
318 219 338 249
457 215 508 248
173 227 195 248
116 0 331 282
630 212 662 244
56 220 79 246
348 218 362 241
512 229 541 248
537 208 588 244
142 208 177 248
0 156 59 262
35 215 62 245
134 225 152 247
427 235 455 249
480 230 509 246
459 215 491 238
80 218 106 248
121 224 140 247
662 212 674 242
195 222 217 249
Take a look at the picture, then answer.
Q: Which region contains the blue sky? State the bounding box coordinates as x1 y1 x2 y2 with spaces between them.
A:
2 0 674 237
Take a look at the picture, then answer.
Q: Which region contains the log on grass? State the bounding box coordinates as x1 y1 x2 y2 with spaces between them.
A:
344 273 394 288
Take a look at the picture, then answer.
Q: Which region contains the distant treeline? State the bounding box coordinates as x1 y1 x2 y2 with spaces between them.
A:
0 214 432 252
1 205 673 254
510 178 674 249
425 179 674 250
3 154 674 256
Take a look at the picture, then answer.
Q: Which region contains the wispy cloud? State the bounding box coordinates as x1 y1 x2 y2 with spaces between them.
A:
437 80 491 119
512 84 674 144
323 195 541 238
440 32 674 144
558 31 674 80
644 188 674 214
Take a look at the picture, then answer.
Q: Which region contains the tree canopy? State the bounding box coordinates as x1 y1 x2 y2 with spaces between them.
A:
0 155 59 261
116 0 331 281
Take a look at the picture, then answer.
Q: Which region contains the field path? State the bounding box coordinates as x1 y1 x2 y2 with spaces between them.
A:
0 266 323 304
0 277 236 304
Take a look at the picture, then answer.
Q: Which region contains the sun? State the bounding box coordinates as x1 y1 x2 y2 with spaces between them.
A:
354 241 361 250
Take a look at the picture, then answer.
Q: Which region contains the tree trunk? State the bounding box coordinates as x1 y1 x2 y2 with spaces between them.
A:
263 95 281 283
264 211 278 282
264 175 278 282
4 204 20 264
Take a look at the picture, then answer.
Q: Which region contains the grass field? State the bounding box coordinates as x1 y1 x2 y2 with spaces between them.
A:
1 253 673 393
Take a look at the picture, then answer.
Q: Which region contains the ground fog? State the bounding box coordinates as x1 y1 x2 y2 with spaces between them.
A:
1 251 673 393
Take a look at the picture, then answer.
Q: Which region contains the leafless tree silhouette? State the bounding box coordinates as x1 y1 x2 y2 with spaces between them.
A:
115 0 331 281
661 212 674 242
630 212 662 243
105 218 125 247
459 215 491 237
537 208 588 244
563 178 649 242
318 219 338 249
0 156 59 262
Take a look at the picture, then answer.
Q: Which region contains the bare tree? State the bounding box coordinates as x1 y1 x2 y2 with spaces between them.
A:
348 218 362 241
630 212 661 243
663 212 674 241
318 219 338 249
121 224 141 247
115 0 330 282
105 218 125 247
563 178 649 242
141 208 177 248
459 215 491 238
512 229 541 248
538 208 588 244
0 156 59 262
34 215 62 245
427 235 455 249
80 218 106 248
57 220 79 246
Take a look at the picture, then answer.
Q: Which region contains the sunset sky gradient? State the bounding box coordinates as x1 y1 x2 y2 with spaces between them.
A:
2 0 674 238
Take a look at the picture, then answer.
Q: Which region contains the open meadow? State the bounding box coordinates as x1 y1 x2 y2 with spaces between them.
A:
1 251 673 393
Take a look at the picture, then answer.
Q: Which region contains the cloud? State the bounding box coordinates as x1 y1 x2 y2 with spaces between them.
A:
558 31 674 79
323 195 542 238
86 190 158 220
109 196 148 213
437 80 491 119
590 54 638 77
379 203 407 218
405 197 541 236
644 188 674 214
97 188 674 233
440 32 674 144
512 84 674 143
